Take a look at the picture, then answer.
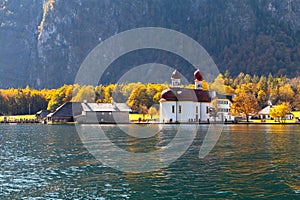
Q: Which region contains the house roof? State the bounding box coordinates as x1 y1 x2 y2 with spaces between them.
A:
258 105 273 115
258 107 269 115
161 88 211 102
81 103 131 112
36 110 51 115
259 105 296 116
47 102 82 118
36 110 51 118
47 102 131 118
215 93 234 102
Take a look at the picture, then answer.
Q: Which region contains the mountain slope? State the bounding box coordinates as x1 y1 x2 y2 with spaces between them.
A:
0 0 300 88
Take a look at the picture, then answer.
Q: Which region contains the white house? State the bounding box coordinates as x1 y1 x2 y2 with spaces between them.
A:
258 105 293 120
75 102 132 124
159 69 234 123
258 105 273 120
213 96 235 122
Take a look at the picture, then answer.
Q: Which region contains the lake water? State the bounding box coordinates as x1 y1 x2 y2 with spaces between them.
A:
0 124 299 199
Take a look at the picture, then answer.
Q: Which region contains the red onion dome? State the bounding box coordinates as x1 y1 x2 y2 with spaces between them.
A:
161 89 177 101
194 69 203 81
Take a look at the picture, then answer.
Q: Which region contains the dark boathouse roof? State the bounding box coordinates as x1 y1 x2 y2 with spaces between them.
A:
161 88 211 102
48 102 82 117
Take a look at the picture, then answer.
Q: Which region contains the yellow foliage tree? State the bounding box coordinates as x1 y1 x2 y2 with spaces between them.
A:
103 84 116 103
127 85 149 113
72 85 95 103
230 83 258 122
210 74 234 94
209 98 220 121
278 84 294 103
269 102 291 122
148 106 158 119
210 74 226 94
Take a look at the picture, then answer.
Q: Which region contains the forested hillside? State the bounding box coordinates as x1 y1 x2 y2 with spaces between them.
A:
0 0 300 88
0 73 299 115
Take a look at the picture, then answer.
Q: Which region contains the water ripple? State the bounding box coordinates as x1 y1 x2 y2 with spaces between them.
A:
0 124 299 199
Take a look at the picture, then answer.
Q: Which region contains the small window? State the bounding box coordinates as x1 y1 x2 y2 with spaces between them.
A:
179 105 182 114
172 105 175 113
196 106 198 114
109 112 112 115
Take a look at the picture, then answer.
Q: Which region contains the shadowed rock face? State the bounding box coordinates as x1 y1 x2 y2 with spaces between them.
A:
0 0 300 88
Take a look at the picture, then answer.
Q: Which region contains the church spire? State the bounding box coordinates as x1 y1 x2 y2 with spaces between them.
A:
171 70 181 88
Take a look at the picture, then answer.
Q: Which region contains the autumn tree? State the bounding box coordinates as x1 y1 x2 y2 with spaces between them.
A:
103 84 116 103
152 84 168 103
292 94 300 111
127 85 150 114
269 102 291 122
148 106 158 119
232 72 245 88
95 85 105 103
223 70 234 87
112 84 126 103
72 85 95 103
210 74 226 94
230 83 258 122
210 74 234 94
0 72 299 116
47 85 74 111
278 84 294 104
0 92 8 115
209 98 220 121
256 76 269 108
289 77 300 110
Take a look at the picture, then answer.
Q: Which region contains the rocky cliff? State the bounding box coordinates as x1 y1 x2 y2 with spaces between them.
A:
0 0 300 88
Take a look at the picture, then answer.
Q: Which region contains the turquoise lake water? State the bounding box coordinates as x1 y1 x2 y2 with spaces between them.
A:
0 124 299 199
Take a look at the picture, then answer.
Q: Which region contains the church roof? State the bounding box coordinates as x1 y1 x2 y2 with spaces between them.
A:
161 88 211 102
171 70 181 79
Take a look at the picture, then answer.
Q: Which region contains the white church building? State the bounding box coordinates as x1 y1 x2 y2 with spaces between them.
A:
159 69 234 123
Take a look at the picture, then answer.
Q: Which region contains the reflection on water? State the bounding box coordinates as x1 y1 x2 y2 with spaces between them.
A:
0 124 299 199
76 124 199 173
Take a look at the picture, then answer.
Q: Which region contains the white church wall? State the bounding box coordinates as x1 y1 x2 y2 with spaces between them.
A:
199 103 211 122
176 101 196 122
160 101 177 123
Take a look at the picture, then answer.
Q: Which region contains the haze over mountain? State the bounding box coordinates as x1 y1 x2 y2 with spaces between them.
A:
1 0 300 88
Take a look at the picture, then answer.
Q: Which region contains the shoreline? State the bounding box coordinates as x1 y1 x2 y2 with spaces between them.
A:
1 121 299 125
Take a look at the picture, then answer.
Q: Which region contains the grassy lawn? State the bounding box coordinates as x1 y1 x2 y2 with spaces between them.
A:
0 115 36 122
129 114 159 122
244 119 298 124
